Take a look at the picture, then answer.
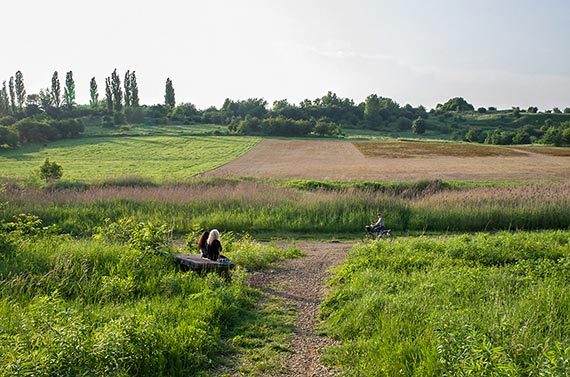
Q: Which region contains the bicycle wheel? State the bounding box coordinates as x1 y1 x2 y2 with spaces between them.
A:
361 232 374 243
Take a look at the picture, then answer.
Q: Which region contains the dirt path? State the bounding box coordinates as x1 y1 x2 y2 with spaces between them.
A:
248 241 351 376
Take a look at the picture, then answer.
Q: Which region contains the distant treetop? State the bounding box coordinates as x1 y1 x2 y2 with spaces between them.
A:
436 97 475 112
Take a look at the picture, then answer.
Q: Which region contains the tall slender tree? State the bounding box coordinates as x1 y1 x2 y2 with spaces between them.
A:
130 71 139 106
104 77 113 112
8 77 16 114
0 81 9 116
164 78 175 108
51 71 61 108
14 71 26 111
123 70 131 107
89 77 99 107
63 71 76 110
111 69 122 111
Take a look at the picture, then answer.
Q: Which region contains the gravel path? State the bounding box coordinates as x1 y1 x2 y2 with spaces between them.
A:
248 241 351 376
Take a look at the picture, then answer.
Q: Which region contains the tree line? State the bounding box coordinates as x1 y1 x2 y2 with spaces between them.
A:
1 69 569 147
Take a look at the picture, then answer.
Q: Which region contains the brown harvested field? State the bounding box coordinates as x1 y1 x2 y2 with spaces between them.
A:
204 139 570 181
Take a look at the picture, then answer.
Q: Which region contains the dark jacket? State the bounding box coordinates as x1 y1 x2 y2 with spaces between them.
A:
207 239 222 260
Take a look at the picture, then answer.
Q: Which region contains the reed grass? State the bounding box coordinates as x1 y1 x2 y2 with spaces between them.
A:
2 180 569 237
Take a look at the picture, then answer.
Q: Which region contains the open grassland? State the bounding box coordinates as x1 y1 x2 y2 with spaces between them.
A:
205 139 570 181
0 135 259 182
2 179 569 237
0 220 302 376
320 231 570 375
83 123 229 137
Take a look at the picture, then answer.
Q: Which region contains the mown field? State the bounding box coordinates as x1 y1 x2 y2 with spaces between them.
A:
0 135 259 182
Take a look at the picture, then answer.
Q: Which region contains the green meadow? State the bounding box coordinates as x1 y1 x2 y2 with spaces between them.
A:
2 132 570 375
320 232 570 375
0 135 259 182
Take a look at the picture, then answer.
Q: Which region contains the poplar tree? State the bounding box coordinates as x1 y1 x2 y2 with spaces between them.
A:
124 70 131 107
8 77 16 114
111 69 122 111
63 71 76 110
51 71 61 108
90 77 99 107
130 71 139 106
164 78 175 108
15 71 26 111
104 77 113 112
0 81 9 115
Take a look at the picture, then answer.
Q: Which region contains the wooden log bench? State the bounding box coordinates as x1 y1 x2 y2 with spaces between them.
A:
172 253 235 274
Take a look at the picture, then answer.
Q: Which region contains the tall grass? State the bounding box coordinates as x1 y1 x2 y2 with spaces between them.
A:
320 231 570 375
1 180 569 237
0 224 301 376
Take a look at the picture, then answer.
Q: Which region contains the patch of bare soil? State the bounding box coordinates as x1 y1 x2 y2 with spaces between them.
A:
248 241 351 376
205 139 570 181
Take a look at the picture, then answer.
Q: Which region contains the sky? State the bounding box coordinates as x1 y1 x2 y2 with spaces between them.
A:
2 0 570 111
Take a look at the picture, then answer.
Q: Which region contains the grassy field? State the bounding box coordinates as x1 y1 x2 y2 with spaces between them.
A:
3 130 570 375
0 135 260 182
320 231 570 375
0 218 302 376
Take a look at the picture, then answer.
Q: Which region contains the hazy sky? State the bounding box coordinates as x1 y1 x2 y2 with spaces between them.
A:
3 0 569 110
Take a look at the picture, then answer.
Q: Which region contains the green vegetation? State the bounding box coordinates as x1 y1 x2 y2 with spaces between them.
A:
2 68 569 151
1 179 568 238
0 214 302 376
320 231 570 375
0 135 259 182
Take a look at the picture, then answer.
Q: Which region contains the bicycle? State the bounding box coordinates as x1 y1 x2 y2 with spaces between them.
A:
361 225 392 242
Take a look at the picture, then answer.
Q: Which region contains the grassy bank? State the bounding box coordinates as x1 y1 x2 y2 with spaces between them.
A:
320 231 570 375
2 179 569 237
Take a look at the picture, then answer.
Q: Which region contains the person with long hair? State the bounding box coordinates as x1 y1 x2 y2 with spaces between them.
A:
206 229 223 261
197 230 210 258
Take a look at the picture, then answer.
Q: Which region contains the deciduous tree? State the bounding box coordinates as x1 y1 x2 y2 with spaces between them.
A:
104 77 113 112
124 70 131 107
412 117 426 134
111 69 123 111
38 88 54 111
51 71 62 108
8 77 16 113
89 77 99 107
15 71 26 111
364 94 382 128
39 158 63 182
0 81 9 116
165 78 175 108
130 71 139 107
63 71 76 110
